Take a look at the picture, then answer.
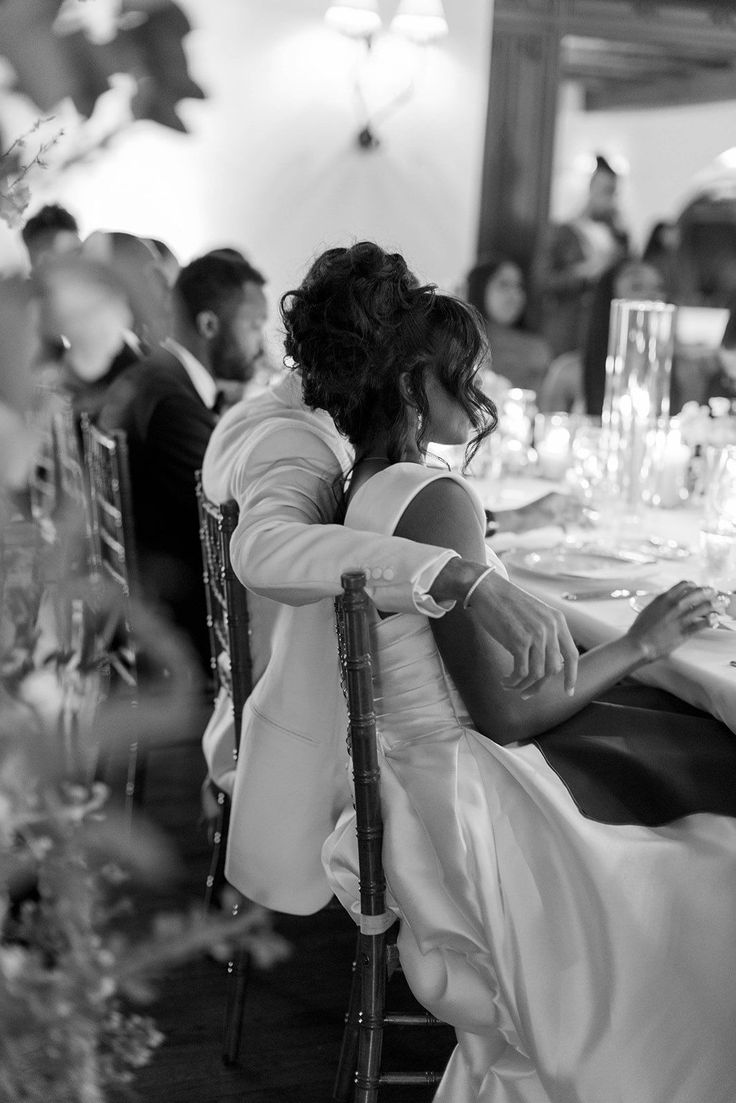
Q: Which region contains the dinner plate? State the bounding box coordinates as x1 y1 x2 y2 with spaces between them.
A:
503 545 657 584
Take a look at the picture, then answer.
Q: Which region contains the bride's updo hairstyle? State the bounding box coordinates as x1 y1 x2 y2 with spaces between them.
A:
281 241 496 468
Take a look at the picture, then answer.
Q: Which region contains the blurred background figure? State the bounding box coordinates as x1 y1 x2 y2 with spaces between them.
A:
21 203 81 273
82 229 173 348
31 230 178 426
701 309 736 407
582 257 666 415
34 256 144 422
465 255 552 393
642 218 681 297
536 155 630 358
94 251 268 676
538 257 664 414
146 237 181 289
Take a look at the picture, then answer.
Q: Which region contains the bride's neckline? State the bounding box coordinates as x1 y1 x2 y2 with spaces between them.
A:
347 460 456 511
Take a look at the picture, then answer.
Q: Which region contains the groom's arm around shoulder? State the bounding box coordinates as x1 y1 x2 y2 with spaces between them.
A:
220 415 457 614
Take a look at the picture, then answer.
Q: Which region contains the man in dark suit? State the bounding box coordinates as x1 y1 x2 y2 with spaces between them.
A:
96 252 267 676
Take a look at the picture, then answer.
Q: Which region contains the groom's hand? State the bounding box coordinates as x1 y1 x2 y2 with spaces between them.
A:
430 562 578 696
471 571 578 696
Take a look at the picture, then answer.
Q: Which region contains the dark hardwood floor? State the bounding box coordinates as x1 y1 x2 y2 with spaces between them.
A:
127 735 454 1103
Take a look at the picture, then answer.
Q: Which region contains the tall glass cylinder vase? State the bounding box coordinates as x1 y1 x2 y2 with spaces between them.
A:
600 299 676 517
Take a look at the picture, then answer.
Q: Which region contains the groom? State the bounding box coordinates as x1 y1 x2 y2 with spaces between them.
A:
202 362 578 915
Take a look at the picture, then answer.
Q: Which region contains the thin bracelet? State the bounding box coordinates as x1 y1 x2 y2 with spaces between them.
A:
462 565 497 610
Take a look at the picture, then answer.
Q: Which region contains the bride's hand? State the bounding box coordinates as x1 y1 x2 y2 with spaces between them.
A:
626 580 718 663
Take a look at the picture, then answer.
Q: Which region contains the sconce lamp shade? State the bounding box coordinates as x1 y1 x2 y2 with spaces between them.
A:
325 0 382 38
390 0 449 43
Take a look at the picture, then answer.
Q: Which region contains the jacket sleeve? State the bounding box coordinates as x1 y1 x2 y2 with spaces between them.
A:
226 418 457 615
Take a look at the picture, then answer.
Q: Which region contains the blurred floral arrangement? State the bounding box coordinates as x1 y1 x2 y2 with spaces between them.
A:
0 521 290 1102
0 295 290 1099
0 1 205 223
0 119 63 230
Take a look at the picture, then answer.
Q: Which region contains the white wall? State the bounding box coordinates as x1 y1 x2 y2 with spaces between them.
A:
3 0 494 314
552 83 736 250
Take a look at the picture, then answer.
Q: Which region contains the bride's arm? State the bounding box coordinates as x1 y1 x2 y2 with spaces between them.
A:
396 478 715 744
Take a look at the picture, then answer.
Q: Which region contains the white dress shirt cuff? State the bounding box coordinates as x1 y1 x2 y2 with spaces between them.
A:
413 550 461 616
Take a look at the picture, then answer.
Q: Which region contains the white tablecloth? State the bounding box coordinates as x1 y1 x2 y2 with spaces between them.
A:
475 475 736 734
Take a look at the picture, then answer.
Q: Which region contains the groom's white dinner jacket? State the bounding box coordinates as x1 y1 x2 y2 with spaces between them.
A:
201 371 457 914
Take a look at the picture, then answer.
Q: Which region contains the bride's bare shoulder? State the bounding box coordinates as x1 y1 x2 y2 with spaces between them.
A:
395 474 486 561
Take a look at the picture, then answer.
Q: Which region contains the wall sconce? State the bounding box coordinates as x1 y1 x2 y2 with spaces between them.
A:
391 0 448 44
325 0 449 149
325 0 382 40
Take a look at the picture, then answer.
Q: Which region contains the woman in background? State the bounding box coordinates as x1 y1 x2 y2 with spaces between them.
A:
466 256 551 393
282 241 736 1103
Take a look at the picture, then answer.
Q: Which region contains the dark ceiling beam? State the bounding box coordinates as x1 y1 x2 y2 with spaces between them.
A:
585 64 736 110
493 0 736 52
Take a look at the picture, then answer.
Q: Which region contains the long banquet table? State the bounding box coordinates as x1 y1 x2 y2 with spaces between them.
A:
476 475 736 736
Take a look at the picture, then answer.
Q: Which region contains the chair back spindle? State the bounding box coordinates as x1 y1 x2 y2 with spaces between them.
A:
80 414 140 815
196 477 253 744
196 475 254 1067
81 414 139 605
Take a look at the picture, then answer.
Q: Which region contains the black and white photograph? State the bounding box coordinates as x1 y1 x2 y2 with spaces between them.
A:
1 2 736 1101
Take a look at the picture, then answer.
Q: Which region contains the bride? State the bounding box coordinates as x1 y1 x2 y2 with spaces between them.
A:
281 242 736 1103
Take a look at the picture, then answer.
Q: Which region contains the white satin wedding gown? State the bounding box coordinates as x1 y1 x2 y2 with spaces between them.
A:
323 463 736 1103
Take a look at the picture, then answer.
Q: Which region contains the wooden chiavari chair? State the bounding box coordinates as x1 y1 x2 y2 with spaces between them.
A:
80 414 141 816
334 571 449 1103
27 407 59 532
52 401 87 510
196 475 254 1067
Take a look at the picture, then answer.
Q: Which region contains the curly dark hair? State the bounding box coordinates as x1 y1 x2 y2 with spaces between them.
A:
281 241 496 468
21 203 78 247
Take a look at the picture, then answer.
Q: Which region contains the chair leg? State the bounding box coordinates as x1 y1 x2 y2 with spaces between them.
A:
222 895 252 1067
354 931 387 1103
333 932 362 1102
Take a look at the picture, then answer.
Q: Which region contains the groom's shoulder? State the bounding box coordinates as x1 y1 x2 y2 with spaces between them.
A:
204 389 345 494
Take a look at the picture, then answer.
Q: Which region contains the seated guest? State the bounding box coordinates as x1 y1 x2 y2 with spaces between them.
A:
465 256 552 393
21 203 81 273
82 230 173 349
642 218 681 300
34 257 144 422
701 308 736 407
201 245 271 409
96 252 267 676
